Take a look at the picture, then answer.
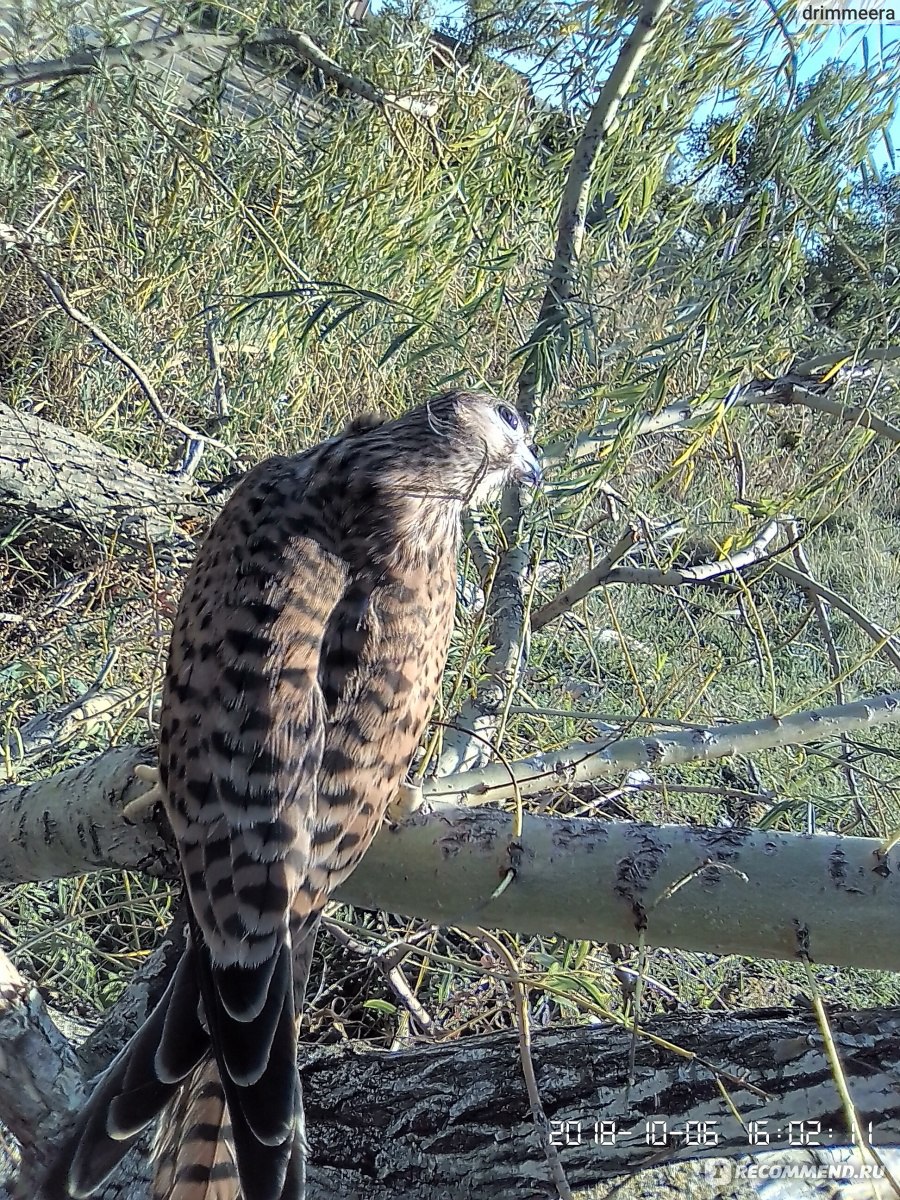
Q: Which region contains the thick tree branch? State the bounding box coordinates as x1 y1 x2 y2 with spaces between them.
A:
8 999 900 1199
0 746 171 885
0 402 206 558
4 692 900 969
0 951 87 1152
0 26 437 118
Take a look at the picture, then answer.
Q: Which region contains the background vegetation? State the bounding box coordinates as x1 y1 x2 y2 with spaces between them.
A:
1 0 900 1111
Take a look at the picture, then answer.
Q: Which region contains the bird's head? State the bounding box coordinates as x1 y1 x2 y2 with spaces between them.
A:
420 389 542 503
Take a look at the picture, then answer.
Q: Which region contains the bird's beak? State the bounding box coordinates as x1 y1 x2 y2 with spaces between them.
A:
514 442 542 488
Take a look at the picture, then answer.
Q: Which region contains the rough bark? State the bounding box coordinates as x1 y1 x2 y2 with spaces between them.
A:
3 743 900 971
0 401 207 559
0 952 87 1152
8 1007 900 1199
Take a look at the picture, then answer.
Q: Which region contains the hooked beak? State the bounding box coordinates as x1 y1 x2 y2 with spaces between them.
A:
515 442 542 488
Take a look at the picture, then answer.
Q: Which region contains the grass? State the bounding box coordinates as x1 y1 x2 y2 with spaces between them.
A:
1 0 900 1149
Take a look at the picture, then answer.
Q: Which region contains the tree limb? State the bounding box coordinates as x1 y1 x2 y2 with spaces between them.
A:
0 401 207 559
516 0 673 422
429 690 900 811
531 521 779 631
546 372 900 467
9 1000 900 1198
0 951 87 1152
0 26 438 119
4 698 900 968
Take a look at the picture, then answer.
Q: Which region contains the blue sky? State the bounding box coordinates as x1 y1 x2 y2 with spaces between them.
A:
379 0 900 174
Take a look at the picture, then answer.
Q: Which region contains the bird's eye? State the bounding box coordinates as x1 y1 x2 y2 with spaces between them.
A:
497 405 520 431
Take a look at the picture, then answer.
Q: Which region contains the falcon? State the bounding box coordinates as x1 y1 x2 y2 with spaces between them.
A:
44 390 540 1200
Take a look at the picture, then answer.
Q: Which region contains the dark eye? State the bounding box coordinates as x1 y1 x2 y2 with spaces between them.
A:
497 405 520 431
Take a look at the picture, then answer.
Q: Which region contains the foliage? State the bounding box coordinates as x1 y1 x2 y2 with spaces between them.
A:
1 0 900 1079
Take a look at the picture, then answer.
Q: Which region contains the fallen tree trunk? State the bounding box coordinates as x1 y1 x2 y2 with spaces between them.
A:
0 401 207 557
8 1002 900 1199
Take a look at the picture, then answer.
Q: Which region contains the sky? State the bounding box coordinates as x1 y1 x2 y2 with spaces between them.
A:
377 0 900 174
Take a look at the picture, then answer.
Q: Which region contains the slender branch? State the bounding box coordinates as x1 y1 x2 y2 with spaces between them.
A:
437 542 536 774
546 372 900 468
0 226 237 460
531 519 781 633
444 0 673 777
0 684 142 781
771 562 900 674
516 0 673 422
427 690 900 806
793 346 900 374
786 522 862 822
743 383 900 444
531 524 639 630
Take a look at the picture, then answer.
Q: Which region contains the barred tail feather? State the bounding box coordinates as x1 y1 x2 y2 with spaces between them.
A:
151 1061 239 1200
41 945 208 1199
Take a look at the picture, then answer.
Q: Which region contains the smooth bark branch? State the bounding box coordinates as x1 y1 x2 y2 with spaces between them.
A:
0 685 143 781
437 542 534 774
345 809 899 970
4 704 900 968
0 746 171 885
428 691 900 806
531 521 780 631
517 0 672 421
548 372 900 467
0 402 206 557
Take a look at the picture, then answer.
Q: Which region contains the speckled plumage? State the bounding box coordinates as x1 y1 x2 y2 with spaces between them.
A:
44 390 540 1200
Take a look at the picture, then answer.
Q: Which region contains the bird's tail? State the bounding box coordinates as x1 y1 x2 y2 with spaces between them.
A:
41 943 209 1200
151 1059 238 1200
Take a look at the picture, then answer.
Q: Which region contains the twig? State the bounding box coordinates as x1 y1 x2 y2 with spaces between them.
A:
771 561 900 674
321 917 435 1034
478 930 574 1200
426 689 900 806
545 371 900 468
531 524 639 630
786 521 868 828
531 520 781 631
0 226 237 461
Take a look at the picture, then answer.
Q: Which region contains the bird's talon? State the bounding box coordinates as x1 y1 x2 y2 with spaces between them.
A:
387 780 424 823
123 763 164 822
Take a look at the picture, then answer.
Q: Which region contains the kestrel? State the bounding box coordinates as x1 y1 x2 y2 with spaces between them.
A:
44 390 540 1200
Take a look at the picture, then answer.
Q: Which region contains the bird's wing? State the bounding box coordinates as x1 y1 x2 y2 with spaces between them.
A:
158 456 346 1200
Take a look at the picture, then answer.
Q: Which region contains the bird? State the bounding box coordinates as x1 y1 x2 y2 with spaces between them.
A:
43 389 541 1200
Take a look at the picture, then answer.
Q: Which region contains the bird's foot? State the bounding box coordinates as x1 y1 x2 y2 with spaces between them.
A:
386 780 425 824
123 763 164 822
